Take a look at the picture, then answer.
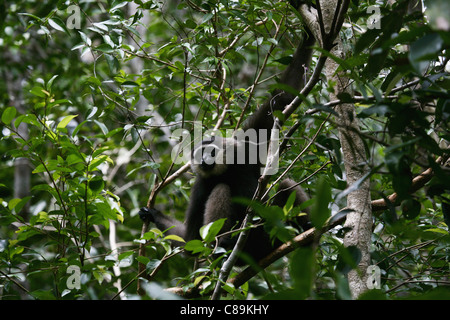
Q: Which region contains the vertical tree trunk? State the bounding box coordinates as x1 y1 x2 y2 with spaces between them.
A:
336 100 373 299
320 0 373 299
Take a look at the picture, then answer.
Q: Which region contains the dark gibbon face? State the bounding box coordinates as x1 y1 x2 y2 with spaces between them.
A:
191 136 245 178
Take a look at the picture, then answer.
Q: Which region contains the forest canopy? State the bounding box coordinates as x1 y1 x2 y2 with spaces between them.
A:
0 0 449 300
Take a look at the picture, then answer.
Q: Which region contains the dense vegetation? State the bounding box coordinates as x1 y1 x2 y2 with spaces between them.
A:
0 0 449 300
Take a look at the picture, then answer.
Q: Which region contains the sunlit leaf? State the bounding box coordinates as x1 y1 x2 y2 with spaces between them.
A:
57 115 78 130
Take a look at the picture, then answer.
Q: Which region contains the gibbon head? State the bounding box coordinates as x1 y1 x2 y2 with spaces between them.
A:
191 136 243 178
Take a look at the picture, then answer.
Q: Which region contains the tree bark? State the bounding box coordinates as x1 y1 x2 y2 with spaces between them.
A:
320 0 373 299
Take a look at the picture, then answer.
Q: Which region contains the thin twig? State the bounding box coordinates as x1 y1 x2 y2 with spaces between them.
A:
262 114 331 202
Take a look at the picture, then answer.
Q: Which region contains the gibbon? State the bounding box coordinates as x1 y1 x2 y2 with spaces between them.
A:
140 26 315 264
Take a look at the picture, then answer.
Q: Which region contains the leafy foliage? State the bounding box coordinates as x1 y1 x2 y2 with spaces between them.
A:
0 0 449 300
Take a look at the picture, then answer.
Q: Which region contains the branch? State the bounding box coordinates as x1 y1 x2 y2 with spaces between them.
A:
229 226 316 288
234 19 284 130
371 156 447 211
261 115 331 202
163 154 448 298
211 0 352 299
211 115 283 299
0 270 30 295
211 16 313 299
218 18 269 57
267 160 332 205
140 1 348 298
166 209 347 299
217 157 450 296
210 197 256 300
316 0 371 299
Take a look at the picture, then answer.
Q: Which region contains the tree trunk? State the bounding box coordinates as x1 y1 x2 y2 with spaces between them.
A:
320 1 373 299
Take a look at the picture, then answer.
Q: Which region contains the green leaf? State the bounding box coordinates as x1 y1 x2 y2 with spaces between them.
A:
283 191 297 215
95 43 114 53
88 155 113 171
424 227 448 235
409 33 443 73
48 17 68 33
66 153 85 166
401 198 421 220
310 177 331 229
289 247 315 299
85 76 101 86
385 150 413 198
121 81 139 87
136 255 150 265
30 290 57 300
88 176 105 193
221 283 236 295
2 106 16 125
15 113 40 128
336 245 361 275
57 115 78 130
16 225 40 242
8 198 22 211
381 71 403 96
46 75 59 90
11 196 32 213
202 12 214 23
118 251 134 260
30 86 47 98
335 273 352 300
184 239 206 254
200 218 226 243
146 259 161 271
32 160 58 174
105 54 119 74
17 12 43 22
236 197 293 242
164 234 185 243
110 2 128 12
358 104 391 118
94 120 109 136
354 28 379 55
358 289 388 300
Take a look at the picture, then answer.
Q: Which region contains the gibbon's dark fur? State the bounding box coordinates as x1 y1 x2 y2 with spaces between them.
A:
140 26 315 263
